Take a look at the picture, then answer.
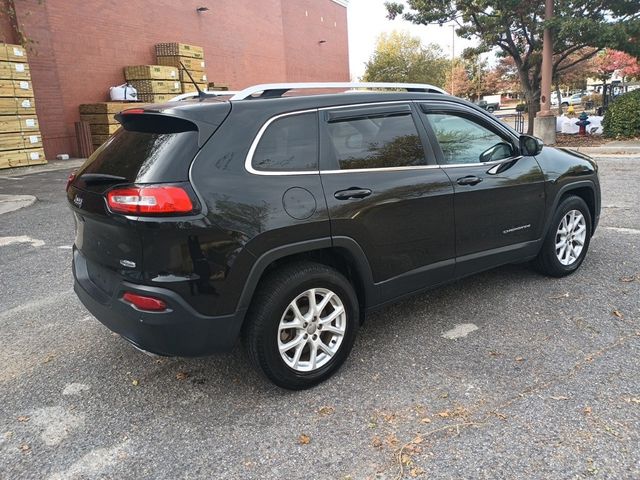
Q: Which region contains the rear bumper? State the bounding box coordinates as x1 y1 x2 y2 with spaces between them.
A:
73 249 246 356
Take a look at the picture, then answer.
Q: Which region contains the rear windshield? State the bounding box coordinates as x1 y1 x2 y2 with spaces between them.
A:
77 115 199 186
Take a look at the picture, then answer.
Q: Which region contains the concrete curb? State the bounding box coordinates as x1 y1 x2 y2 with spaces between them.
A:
569 146 640 156
0 194 36 214
0 158 85 177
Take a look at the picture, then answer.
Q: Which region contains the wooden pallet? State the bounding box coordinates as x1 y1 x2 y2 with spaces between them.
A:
155 43 204 59
79 102 142 115
128 79 181 94
0 79 34 98
136 94 174 103
181 82 207 94
0 115 38 133
0 97 35 115
0 43 28 63
156 56 206 73
0 147 45 169
89 123 120 135
0 61 30 80
124 65 179 81
0 131 41 151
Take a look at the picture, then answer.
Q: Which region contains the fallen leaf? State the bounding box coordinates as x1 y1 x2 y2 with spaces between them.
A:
491 411 508 420
131 379 139 386
401 453 412 465
420 417 432 424
409 467 425 477
17 416 29 422
19 444 30 452
437 411 450 418
371 436 383 449
612 310 624 319
620 276 636 283
385 433 399 447
624 397 640 404
515 356 525 362
298 434 310 445
412 436 424 444
318 406 335 416
42 354 55 364
175 372 189 381
583 406 592 415
489 350 502 357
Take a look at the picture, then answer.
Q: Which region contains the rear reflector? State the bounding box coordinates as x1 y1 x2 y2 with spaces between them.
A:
122 292 167 312
121 108 146 115
106 185 194 215
66 171 76 191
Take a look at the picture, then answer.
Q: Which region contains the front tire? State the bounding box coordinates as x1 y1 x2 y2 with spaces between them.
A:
244 261 359 390
533 195 592 277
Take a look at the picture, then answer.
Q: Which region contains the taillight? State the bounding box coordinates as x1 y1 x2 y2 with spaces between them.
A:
66 171 76 191
122 292 167 312
106 185 194 215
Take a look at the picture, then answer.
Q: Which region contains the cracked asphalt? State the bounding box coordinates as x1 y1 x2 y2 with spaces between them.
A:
1 156 639 479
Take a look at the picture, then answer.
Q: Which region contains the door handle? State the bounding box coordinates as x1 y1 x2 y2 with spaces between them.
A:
334 187 372 200
456 175 482 186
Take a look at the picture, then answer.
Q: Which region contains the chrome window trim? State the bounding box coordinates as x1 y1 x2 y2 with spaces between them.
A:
245 109 319 176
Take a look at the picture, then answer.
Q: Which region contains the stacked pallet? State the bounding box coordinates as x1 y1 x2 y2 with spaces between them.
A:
124 65 181 103
0 43 45 169
155 43 207 94
79 102 134 148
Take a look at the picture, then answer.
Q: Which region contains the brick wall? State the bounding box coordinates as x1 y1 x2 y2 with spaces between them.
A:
0 0 350 158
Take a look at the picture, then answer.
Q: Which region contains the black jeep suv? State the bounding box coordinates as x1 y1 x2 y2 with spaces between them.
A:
67 82 600 390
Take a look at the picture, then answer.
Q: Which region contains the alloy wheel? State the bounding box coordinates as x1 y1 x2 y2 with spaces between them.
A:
555 209 586 266
277 288 346 372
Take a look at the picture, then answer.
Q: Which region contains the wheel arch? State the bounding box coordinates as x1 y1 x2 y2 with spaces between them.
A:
544 180 598 238
236 237 375 323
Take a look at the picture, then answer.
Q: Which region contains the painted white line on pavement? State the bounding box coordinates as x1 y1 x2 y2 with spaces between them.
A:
604 227 640 235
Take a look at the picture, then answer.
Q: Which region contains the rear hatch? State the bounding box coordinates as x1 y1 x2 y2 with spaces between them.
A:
67 101 230 285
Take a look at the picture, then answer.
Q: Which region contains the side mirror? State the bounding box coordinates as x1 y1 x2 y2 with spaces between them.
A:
520 135 543 156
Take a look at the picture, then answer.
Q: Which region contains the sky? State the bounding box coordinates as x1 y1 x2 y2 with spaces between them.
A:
346 0 477 80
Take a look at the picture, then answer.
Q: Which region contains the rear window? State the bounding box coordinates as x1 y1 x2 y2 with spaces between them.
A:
77 115 199 186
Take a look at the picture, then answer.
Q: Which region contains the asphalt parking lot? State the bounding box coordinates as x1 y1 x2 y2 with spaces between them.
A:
1 156 639 479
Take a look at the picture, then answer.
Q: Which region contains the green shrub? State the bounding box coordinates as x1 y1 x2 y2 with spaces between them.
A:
603 89 640 138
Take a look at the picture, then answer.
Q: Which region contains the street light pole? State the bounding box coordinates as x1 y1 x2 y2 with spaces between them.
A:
533 0 557 144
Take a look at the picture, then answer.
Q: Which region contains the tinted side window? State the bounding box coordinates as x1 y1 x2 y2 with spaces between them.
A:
326 113 425 170
252 112 318 171
425 113 514 165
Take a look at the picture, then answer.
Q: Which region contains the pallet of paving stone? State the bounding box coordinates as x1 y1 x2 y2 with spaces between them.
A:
207 82 229 91
128 79 181 95
0 147 45 169
0 97 35 115
0 115 38 133
156 56 206 73
124 65 179 81
0 60 30 80
155 43 204 59
0 43 28 63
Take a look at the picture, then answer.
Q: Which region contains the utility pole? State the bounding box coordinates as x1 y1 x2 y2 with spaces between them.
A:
533 0 557 144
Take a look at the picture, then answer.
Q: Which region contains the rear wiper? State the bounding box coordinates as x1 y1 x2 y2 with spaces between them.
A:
79 173 127 185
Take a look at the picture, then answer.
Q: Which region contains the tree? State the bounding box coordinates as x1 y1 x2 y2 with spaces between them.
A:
363 31 450 89
385 1 640 134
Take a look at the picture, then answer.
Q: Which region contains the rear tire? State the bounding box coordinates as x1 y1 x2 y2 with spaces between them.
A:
533 195 592 277
244 261 359 390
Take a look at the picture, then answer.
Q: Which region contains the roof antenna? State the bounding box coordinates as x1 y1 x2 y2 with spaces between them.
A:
179 61 212 100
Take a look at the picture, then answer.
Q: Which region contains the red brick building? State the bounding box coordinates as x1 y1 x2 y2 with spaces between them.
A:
0 0 350 158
